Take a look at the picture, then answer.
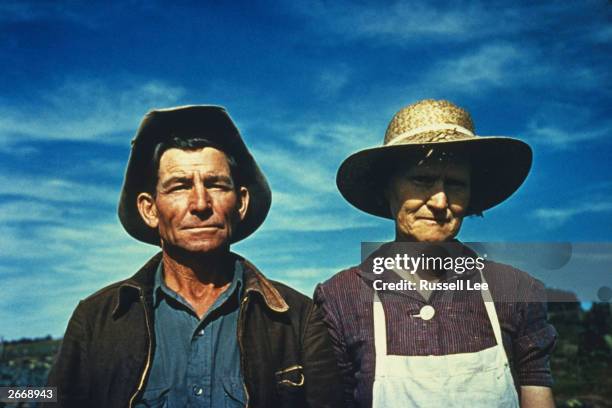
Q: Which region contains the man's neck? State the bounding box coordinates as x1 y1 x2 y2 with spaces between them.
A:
161 246 235 318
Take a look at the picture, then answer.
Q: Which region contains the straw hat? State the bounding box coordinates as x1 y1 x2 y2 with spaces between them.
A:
118 105 271 245
336 99 532 218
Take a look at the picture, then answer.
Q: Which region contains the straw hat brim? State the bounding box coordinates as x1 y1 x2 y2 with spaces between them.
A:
336 136 532 218
118 105 271 246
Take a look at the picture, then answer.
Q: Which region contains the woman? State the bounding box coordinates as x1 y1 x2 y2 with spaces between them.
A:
315 99 556 408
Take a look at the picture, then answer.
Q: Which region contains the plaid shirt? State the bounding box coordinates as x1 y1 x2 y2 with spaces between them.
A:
314 243 557 408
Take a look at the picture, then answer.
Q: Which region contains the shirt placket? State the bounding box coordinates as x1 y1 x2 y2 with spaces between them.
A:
384 276 467 356
187 316 213 407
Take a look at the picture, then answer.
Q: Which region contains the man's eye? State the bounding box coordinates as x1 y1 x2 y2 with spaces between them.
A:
446 180 468 188
170 184 189 191
207 182 232 190
411 176 435 185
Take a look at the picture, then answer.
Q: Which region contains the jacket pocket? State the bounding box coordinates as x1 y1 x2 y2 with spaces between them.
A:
137 387 168 408
222 379 247 408
275 364 305 388
275 364 307 406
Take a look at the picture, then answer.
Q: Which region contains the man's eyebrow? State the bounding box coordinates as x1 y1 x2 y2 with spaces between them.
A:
446 176 469 183
160 173 234 188
406 169 437 177
160 176 192 188
204 174 234 185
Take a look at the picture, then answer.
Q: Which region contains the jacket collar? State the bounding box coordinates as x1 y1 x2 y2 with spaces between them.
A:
112 251 289 318
240 257 289 312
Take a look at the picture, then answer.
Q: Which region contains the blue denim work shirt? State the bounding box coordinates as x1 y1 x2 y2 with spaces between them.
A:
135 261 246 408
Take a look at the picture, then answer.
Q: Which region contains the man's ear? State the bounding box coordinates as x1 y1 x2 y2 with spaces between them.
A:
136 192 159 228
237 186 250 222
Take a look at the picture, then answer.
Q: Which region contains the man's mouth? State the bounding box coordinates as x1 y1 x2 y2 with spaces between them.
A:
183 224 223 230
418 217 449 224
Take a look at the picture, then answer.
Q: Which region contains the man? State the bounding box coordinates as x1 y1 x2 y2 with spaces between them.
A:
315 99 557 407
48 105 343 407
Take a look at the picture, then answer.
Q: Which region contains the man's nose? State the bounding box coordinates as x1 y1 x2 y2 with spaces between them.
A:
190 183 211 212
427 181 448 210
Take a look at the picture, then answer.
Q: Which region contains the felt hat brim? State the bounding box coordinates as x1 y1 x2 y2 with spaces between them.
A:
336 136 532 218
118 105 271 245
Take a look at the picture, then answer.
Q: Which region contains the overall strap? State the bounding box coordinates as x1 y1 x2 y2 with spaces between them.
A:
479 270 503 346
373 292 388 370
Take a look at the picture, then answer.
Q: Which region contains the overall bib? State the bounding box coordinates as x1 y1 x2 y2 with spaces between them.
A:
372 271 519 408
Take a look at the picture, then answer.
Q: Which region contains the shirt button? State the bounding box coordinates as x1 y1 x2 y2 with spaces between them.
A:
419 305 435 320
193 386 203 396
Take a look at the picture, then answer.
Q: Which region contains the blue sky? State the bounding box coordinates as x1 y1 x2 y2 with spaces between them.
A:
0 1 611 339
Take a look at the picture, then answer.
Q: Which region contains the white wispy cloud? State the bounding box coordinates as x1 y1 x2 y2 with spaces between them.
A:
291 1 521 42
590 24 612 43
315 65 352 97
249 118 383 233
278 189 320 207
0 2 75 23
0 79 185 147
0 200 63 223
290 1 609 47
85 158 126 175
524 103 612 148
287 121 378 154
263 210 377 232
533 202 612 228
526 124 611 148
428 43 531 89
0 225 54 259
0 174 117 205
0 2 129 29
0 214 158 338
286 1 609 102
253 145 337 193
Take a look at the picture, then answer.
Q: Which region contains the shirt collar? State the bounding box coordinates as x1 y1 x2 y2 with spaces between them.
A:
114 252 289 318
152 259 244 308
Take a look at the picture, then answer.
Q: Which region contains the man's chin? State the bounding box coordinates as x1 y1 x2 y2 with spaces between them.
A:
184 241 229 254
164 238 231 256
400 228 455 243
422 233 454 242
418 224 459 242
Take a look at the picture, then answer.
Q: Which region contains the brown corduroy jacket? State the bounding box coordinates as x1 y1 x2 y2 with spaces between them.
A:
47 252 343 408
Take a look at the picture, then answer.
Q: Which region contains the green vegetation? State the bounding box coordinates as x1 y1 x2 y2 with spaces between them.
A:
0 336 60 390
549 300 612 408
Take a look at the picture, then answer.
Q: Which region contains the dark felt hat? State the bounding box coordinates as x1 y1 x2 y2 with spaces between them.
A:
336 99 532 218
118 105 271 245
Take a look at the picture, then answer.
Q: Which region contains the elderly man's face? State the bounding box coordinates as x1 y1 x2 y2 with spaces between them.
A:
387 158 470 242
138 147 249 253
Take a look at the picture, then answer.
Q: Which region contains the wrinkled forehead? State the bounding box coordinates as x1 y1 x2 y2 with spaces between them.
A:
158 147 232 176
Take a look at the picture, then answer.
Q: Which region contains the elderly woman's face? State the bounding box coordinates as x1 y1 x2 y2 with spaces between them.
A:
387 158 471 242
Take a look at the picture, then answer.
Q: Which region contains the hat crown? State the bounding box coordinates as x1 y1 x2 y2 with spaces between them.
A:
384 99 475 145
